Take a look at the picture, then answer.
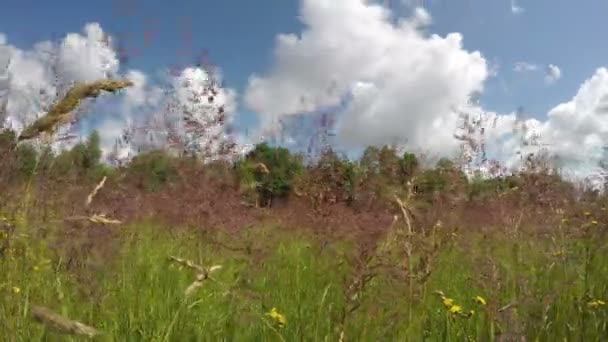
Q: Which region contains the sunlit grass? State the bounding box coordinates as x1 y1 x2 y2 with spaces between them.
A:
1 214 608 340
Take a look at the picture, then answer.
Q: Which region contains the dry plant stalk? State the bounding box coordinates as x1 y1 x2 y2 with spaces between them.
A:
88 214 122 225
30 305 101 338
498 302 518 312
168 255 222 297
393 178 416 235
64 213 122 225
253 162 270 174
337 179 421 340
18 79 134 141
86 176 107 207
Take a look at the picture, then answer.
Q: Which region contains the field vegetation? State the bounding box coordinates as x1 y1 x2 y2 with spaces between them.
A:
2 121 608 341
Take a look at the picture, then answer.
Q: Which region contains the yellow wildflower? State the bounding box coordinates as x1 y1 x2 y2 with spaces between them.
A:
266 307 286 328
449 305 462 314
12 286 20 294
473 295 487 306
588 300 606 308
552 250 564 257
443 297 454 308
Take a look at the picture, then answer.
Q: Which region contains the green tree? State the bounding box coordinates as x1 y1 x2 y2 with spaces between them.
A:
0 129 16 152
14 143 39 179
243 143 304 206
436 157 455 170
378 145 400 180
359 146 380 175
71 130 102 171
127 150 177 191
400 152 419 181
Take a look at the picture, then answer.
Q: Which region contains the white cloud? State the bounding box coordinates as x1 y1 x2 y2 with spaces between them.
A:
511 0 525 15
545 64 561 84
514 61 561 85
0 22 120 134
539 68 608 168
0 22 240 161
514 61 538 73
241 0 608 180
244 0 488 158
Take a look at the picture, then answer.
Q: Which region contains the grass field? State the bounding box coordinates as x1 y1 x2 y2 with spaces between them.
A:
2 208 608 341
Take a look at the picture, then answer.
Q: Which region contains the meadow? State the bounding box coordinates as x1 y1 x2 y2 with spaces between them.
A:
1 128 608 341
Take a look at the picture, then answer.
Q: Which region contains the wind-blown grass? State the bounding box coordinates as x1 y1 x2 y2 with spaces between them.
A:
1 213 607 340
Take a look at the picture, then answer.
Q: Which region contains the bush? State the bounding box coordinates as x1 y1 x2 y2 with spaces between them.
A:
242 143 304 206
400 152 419 181
14 143 38 179
71 130 102 171
126 150 177 191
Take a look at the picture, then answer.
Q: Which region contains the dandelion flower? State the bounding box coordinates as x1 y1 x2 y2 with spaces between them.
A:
266 307 286 328
443 297 454 308
473 295 487 306
12 286 20 294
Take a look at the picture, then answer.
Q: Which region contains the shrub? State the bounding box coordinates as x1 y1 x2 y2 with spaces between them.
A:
242 143 304 206
14 143 38 179
126 150 177 191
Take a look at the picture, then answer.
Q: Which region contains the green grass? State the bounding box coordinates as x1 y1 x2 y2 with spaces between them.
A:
1 217 608 341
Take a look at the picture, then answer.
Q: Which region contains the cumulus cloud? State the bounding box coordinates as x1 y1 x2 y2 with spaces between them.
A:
545 64 562 84
244 0 488 157
539 68 608 168
241 0 608 179
0 22 120 136
0 23 239 160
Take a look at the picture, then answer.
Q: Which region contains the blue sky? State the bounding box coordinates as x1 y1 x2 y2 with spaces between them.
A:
3 0 606 120
1 0 302 130
2 0 608 176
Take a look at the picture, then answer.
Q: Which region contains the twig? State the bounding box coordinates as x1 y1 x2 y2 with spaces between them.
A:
64 213 122 225
86 176 107 207
30 305 102 338
168 255 222 297
394 195 413 235
498 302 517 312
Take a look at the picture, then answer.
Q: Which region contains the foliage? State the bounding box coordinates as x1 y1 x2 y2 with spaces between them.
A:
14 143 38 179
70 130 103 175
126 149 178 191
2 215 608 340
400 152 419 180
0 128 16 152
242 143 304 206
